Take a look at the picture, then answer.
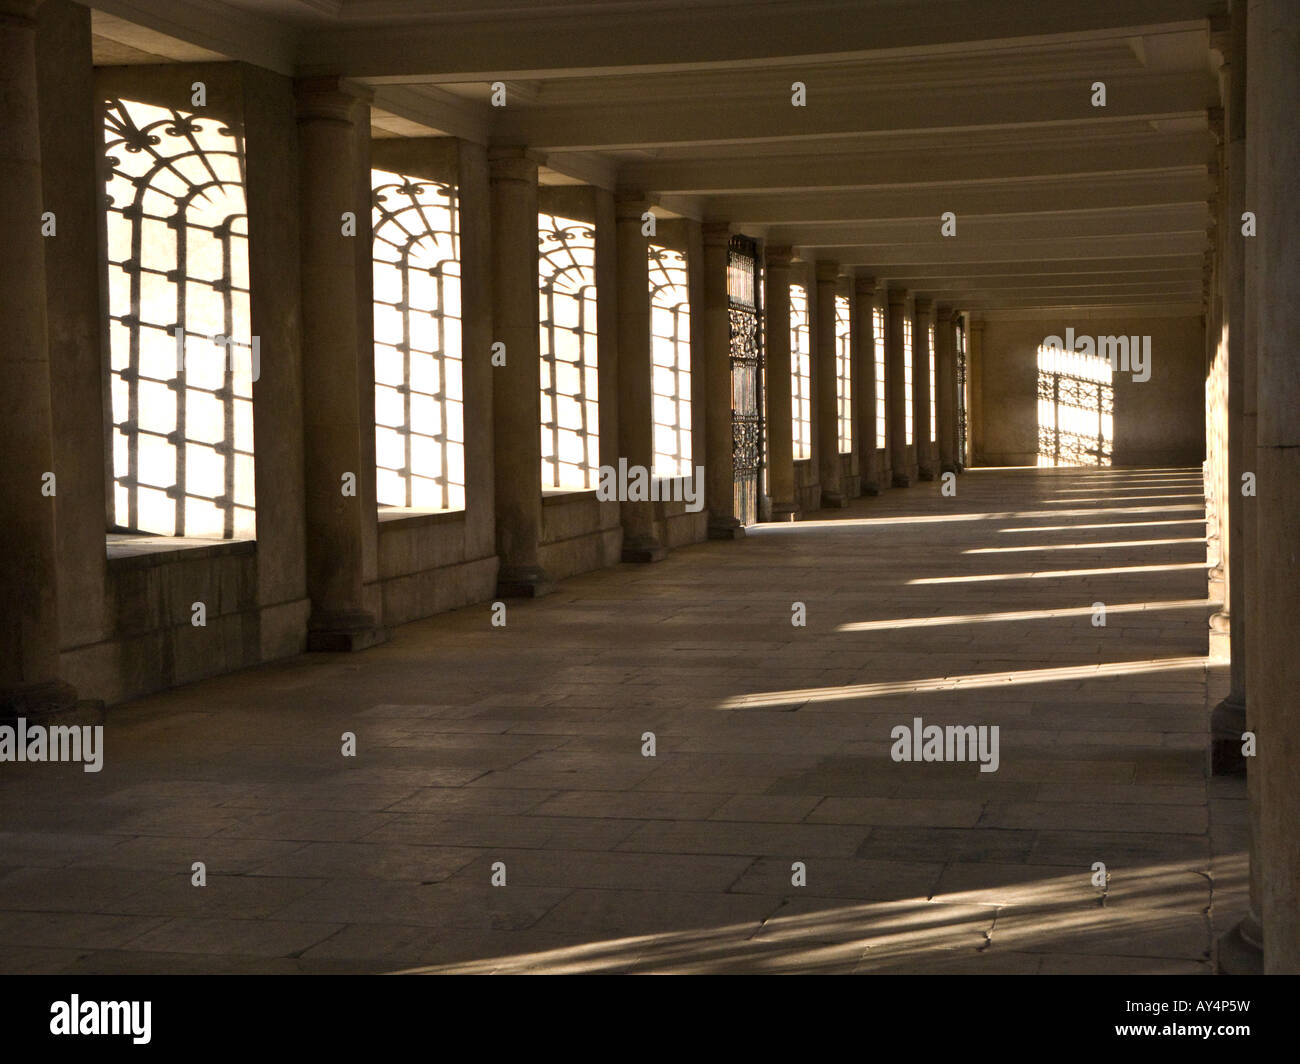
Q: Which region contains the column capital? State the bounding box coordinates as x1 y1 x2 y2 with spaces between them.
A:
914 296 934 315
615 190 654 219
766 244 795 268
488 144 546 181
814 259 841 284
936 303 955 321
295 77 372 124
887 286 909 306
0 0 40 23
701 221 732 247
853 271 877 295
968 318 985 335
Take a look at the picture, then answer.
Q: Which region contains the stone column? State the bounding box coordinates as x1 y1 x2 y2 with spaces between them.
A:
488 146 554 593
37 0 108 663
295 78 386 650
763 246 798 520
887 288 913 487
1212 3 1248 775
853 273 880 495
913 298 935 481
814 260 845 507
1217 0 1263 976
968 318 985 465
702 222 742 538
615 193 666 561
1249 0 1300 976
0 0 80 720
936 305 959 475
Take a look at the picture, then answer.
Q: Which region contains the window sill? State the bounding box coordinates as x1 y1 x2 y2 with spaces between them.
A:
377 506 467 528
106 533 256 568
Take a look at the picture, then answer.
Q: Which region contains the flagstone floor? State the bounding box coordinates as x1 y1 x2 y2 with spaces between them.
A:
0 466 1247 974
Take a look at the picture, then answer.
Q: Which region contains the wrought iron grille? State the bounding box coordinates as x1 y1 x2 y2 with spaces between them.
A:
728 235 763 525
372 168 464 510
103 97 255 540
835 294 853 453
1036 345 1114 466
539 214 600 490
649 244 692 478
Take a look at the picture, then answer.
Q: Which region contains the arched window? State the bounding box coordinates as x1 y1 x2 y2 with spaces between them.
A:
790 284 812 460
835 294 852 453
372 168 464 511
538 214 599 490
873 305 887 448
902 315 914 445
649 245 691 477
103 98 254 539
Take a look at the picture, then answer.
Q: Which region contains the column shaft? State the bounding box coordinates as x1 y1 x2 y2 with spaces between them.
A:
913 298 935 481
936 306 958 475
0 0 77 718
489 147 553 594
1251 0 1300 975
615 195 665 561
814 260 845 507
702 223 742 538
886 288 913 487
296 79 385 649
853 273 880 494
763 247 797 519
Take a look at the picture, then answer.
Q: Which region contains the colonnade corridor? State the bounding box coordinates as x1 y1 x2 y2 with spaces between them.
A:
0 467 1244 974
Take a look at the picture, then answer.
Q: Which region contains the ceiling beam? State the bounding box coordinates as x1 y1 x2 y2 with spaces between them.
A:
704 171 1209 223
491 72 1212 151
297 2 1213 80
620 130 1209 193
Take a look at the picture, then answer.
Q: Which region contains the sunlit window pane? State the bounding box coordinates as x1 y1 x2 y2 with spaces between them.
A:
649 245 691 478
103 98 255 539
371 168 464 511
539 214 600 490
835 294 853 453
790 284 812 460
1036 344 1114 467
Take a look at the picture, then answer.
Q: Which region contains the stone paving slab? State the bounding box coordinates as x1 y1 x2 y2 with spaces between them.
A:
0 467 1245 974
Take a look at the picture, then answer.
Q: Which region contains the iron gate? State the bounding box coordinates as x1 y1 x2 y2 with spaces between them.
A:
727 235 764 525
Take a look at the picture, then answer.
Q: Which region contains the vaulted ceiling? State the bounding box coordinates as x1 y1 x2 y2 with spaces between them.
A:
89 0 1227 314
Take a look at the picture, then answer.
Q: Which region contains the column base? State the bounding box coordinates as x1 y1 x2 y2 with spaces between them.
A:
891 473 912 488
306 609 389 652
1216 914 1263 975
940 461 958 475
621 535 667 564
767 502 800 523
496 565 556 599
820 490 848 509
859 481 881 497
917 468 936 482
1210 693 1248 775
0 680 89 727
708 516 746 540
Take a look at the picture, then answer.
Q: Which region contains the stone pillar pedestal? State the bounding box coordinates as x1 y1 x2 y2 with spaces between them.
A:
615 194 666 562
913 298 935 481
763 246 798 521
814 260 845 508
853 273 881 495
886 288 913 487
489 147 554 594
702 222 743 539
0 0 80 719
296 78 387 649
